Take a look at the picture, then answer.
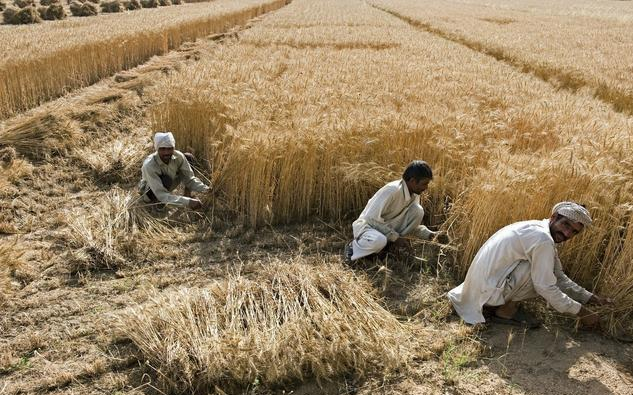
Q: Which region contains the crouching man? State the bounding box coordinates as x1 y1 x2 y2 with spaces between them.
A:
344 160 447 262
138 132 210 209
448 202 612 329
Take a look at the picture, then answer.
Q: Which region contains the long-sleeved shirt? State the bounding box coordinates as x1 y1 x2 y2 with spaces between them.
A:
352 179 433 241
447 219 593 324
138 150 209 207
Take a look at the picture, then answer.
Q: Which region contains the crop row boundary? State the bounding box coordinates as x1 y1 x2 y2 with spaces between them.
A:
0 0 290 120
370 3 633 117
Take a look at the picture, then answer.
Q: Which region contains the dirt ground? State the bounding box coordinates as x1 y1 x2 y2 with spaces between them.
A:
1 5 632 395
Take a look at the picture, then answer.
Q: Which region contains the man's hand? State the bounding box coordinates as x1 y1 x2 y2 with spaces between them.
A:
387 231 399 243
432 230 450 245
578 305 600 329
188 198 203 210
588 294 613 306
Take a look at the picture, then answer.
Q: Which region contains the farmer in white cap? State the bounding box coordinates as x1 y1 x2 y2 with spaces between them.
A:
138 132 209 209
448 202 612 329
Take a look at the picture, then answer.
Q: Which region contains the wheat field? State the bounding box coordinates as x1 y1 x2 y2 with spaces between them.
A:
369 0 633 114
1 0 633 393
0 0 287 120
150 0 633 334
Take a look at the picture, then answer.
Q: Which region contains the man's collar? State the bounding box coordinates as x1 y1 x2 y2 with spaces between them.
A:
542 218 556 243
401 179 413 200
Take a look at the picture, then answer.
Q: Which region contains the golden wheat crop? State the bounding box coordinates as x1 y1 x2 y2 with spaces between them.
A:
0 0 287 120
149 0 633 335
115 258 409 393
65 189 171 270
368 0 633 115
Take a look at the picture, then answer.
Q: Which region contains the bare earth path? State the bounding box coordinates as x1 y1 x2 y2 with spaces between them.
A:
0 1 632 394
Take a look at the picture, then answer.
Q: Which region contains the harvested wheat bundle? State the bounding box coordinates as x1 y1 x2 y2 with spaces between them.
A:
69 0 97 16
74 134 149 183
0 113 78 159
122 0 139 10
158 0 170 6
139 0 156 7
0 0 6 11
1 5 16 20
39 0 59 5
65 189 170 270
100 0 122 12
116 259 409 393
13 0 34 7
3 5 39 23
171 0 182 4
37 3 65 19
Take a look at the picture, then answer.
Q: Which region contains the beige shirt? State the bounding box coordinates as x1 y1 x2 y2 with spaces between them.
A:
448 219 593 324
138 150 209 207
352 179 432 241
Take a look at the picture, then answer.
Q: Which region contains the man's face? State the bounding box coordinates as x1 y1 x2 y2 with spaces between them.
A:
549 214 584 243
408 177 431 195
158 147 174 164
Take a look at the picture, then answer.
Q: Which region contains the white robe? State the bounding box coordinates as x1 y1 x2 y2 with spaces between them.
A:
447 219 593 324
138 150 209 207
351 179 432 260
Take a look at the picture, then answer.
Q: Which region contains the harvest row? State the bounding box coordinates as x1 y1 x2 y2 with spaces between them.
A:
0 0 287 119
368 0 633 115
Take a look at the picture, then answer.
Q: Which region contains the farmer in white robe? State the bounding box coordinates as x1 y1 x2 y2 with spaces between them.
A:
138 132 209 209
448 202 612 328
344 160 447 262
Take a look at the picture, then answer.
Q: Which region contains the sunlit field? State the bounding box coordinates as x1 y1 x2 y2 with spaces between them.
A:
1 0 632 393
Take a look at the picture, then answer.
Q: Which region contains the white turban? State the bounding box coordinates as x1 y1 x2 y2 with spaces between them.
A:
154 132 176 150
552 202 592 227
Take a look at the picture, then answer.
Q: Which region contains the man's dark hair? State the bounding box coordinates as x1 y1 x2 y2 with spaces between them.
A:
402 160 433 181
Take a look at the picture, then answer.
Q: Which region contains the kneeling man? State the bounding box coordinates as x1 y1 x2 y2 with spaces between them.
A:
345 160 445 262
138 132 210 209
448 202 611 328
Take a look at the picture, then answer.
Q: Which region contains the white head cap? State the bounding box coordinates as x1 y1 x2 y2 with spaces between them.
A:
552 201 592 227
154 132 176 151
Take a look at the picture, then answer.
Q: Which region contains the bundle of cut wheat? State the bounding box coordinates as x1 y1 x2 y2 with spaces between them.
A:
115 259 409 393
13 0 34 7
69 0 97 16
100 0 122 12
122 0 139 10
37 3 65 19
3 5 40 23
65 189 170 270
74 134 149 183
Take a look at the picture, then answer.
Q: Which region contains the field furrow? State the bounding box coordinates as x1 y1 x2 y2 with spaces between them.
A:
367 0 633 115
0 0 288 120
